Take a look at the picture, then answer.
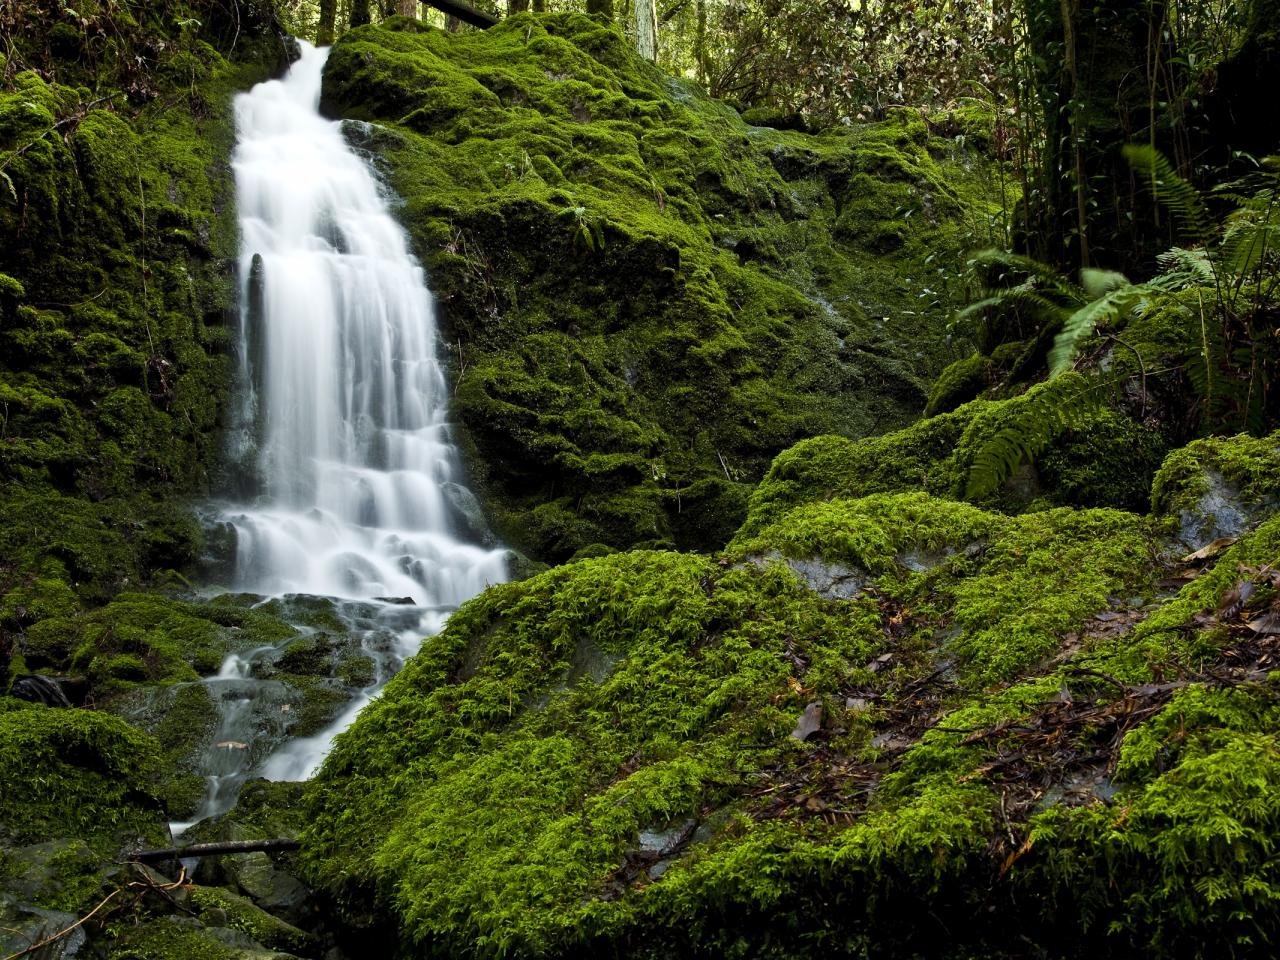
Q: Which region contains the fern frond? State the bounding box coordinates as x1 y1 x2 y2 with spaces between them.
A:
1124 144 1213 243
962 375 1106 500
970 248 1084 303
1048 286 1143 378
1221 218 1279 279
1153 247 1215 287
1079 268 1130 299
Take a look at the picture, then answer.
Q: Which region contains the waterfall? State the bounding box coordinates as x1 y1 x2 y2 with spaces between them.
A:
182 42 506 827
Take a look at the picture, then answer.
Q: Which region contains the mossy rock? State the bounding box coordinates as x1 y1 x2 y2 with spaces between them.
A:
0 706 167 852
300 485 1176 955
320 14 1004 560
924 352 990 416
1151 429 1280 548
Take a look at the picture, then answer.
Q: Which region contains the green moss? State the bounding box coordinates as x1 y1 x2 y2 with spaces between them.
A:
0 706 166 851
188 885 315 954
1150 429 1280 537
105 917 257 960
320 14 1003 559
925 352 990 416
303 550 886 952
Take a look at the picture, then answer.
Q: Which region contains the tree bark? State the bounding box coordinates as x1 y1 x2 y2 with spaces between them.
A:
510 0 530 11
133 839 301 863
587 0 613 19
533 0 547 10
316 0 337 44
398 0 418 15
351 0 372 27
635 0 657 60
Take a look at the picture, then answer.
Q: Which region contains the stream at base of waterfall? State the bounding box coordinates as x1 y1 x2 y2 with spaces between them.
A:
174 42 507 832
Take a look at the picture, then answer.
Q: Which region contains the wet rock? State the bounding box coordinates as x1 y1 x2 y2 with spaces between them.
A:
441 481 497 547
9 675 74 708
189 884 316 954
0 896 86 959
228 852 312 927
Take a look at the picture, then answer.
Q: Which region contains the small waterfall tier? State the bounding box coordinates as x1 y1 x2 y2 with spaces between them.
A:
224 40 505 605
186 42 506 823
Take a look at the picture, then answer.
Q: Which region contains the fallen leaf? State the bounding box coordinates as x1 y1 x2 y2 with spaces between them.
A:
1181 537 1238 564
1247 612 1280 636
1219 580 1255 618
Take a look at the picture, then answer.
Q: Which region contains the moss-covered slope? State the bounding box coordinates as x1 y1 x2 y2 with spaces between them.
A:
303 420 1280 958
319 13 1000 560
0 12 291 656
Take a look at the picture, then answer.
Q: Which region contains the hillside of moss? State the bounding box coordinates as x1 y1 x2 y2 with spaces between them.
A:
302 414 1280 958
0 2 294 671
319 13 1003 561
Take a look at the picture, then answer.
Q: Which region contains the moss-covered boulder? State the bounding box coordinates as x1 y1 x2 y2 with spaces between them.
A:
0 702 167 852
1151 429 1280 549
300 382 1280 957
319 14 1002 561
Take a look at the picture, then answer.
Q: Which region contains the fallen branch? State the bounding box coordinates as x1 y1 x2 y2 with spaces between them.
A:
422 0 498 27
131 838 300 863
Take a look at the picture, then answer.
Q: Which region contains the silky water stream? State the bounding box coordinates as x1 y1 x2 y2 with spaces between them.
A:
175 43 507 831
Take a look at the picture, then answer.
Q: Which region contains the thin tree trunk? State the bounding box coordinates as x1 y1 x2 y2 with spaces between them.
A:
694 0 706 84
635 0 657 60
316 0 337 44
1059 0 1089 267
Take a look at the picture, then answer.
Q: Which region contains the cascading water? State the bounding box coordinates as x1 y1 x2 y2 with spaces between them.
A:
180 42 506 828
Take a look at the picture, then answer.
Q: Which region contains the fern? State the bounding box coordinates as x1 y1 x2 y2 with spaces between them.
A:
963 376 1107 501
1047 283 1143 378
1123 144 1213 243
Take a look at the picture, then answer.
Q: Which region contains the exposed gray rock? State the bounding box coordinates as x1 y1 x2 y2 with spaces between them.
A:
745 551 869 600
791 701 824 741
1175 469 1258 550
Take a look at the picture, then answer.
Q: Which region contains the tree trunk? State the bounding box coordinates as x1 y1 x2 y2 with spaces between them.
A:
1205 0 1280 162
446 14 463 30
694 0 706 84
586 0 613 19
316 0 337 44
510 0 530 11
398 0 418 15
351 0 372 27
1020 0 1166 273
635 0 657 60
533 0 547 10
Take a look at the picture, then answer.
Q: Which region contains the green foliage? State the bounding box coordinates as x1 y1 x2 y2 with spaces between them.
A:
956 373 1107 501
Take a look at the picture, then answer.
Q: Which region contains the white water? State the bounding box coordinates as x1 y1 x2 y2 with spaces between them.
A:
183 43 506 825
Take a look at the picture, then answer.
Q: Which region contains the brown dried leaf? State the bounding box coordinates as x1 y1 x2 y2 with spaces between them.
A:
1181 537 1238 564
1219 580 1256 619
1246 612 1280 636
